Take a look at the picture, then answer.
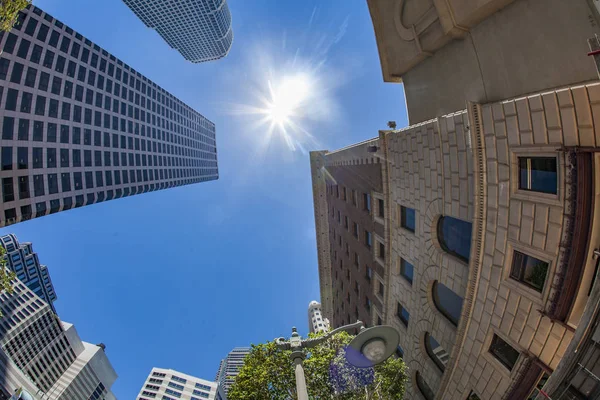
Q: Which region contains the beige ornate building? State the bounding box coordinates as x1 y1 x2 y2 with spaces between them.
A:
310 0 600 398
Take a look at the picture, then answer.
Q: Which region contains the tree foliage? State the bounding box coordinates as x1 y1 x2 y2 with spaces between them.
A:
0 246 15 317
0 0 30 33
228 331 407 400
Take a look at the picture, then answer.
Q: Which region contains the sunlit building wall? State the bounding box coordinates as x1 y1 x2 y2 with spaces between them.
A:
312 2 600 397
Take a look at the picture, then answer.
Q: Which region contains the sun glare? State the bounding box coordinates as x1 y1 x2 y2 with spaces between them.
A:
265 75 312 126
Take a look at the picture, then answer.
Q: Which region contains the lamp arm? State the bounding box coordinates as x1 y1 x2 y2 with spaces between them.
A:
274 337 291 350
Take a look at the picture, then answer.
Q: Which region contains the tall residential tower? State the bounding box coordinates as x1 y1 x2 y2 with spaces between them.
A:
0 4 219 228
122 0 233 63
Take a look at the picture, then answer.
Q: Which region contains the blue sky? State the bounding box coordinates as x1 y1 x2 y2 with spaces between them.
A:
0 0 407 397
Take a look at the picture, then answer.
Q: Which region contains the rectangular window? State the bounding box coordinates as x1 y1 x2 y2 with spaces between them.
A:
34 95 45 116
18 118 29 140
510 251 549 292
61 173 71 192
2 178 14 202
1 147 12 170
378 242 385 261
48 174 58 194
33 175 44 197
46 148 56 168
5 88 17 111
60 148 69 167
17 147 27 169
518 157 558 195
33 120 43 141
364 193 371 212
54 54 65 73
48 99 58 118
10 61 23 84
378 199 384 218
72 149 81 167
378 281 384 297
48 30 59 47
85 171 93 189
43 49 54 68
38 71 49 91
352 222 358 238
18 176 29 199
20 92 32 113
24 66 36 87
37 24 49 42
2 116 14 139
47 122 57 142
3 33 17 54
400 258 414 285
33 147 42 168
30 44 42 64
400 206 416 232
16 39 30 59
489 334 520 371
364 230 372 249
396 303 409 327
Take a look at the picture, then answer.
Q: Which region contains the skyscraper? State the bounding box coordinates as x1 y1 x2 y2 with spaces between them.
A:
0 234 57 311
136 367 220 400
0 4 219 228
0 277 117 399
308 300 330 334
122 0 234 63
215 347 250 397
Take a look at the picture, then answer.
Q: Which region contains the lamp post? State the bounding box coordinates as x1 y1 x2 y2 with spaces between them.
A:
274 321 399 400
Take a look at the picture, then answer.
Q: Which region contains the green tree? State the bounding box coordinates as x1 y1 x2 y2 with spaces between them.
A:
228 331 407 400
0 246 15 317
0 0 30 33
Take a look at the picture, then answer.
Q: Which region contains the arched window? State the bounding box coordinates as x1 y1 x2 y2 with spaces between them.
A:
433 281 464 326
437 216 472 262
416 371 435 400
425 333 448 372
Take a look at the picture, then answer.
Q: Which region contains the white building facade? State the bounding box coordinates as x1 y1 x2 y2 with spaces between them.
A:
0 277 116 399
137 367 219 400
308 301 330 334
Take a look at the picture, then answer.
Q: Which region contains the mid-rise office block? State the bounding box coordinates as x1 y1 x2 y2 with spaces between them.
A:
308 300 330 334
215 347 250 397
0 234 57 310
0 276 116 399
137 367 219 400
0 4 219 228
122 0 233 63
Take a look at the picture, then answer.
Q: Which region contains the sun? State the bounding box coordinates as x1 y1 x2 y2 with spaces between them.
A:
265 74 312 127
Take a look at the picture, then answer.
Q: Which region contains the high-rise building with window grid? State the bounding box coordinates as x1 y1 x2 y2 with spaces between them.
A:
0 234 57 311
137 367 221 400
215 347 250 397
122 0 233 63
0 276 117 399
0 4 219 228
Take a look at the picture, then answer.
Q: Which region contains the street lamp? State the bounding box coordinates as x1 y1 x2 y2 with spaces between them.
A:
274 321 399 400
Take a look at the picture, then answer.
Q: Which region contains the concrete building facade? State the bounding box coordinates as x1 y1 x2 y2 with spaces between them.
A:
308 300 330 334
215 347 250 397
0 234 57 311
0 4 219 228
136 367 219 400
122 0 233 63
310 1 600 398
0 276 116 399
